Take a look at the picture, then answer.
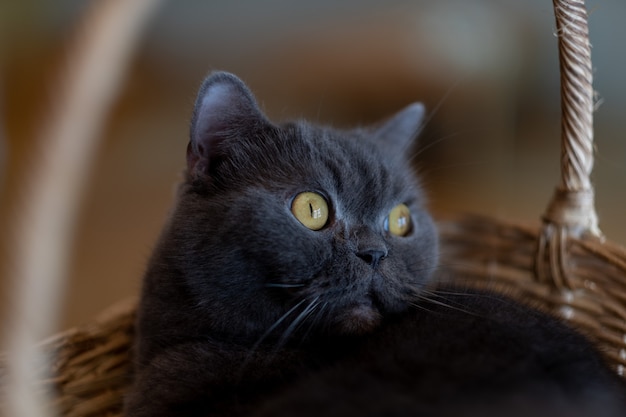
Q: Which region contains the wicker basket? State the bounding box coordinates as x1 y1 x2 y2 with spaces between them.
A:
10 0 626 416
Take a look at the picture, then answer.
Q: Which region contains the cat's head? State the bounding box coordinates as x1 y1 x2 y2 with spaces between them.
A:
148 72 438 344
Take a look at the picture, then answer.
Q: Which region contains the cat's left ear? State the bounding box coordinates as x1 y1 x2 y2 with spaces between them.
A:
187 72 269 178
372 102 425 156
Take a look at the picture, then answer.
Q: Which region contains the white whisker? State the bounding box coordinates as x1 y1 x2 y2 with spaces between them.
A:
413 290 474 316
410 130 469 164
265 283 306 288
257 298 308 344
300 301 329 341
276 296 321 349
407 78 464 155
408 301 439 315
235 298 311 380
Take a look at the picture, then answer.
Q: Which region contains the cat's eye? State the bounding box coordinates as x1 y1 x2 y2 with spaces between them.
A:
291 192 329 231
385 203 412 237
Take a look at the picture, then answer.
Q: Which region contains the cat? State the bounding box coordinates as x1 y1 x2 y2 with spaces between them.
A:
123 72 626 417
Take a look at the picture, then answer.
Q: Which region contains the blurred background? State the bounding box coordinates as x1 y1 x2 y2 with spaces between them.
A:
1 0 625 331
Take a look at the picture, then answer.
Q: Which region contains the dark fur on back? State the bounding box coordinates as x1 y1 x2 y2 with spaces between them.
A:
124 72 625 417
253 291 626 417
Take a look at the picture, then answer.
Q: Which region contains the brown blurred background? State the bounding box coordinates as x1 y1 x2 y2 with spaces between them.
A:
1 0 625 332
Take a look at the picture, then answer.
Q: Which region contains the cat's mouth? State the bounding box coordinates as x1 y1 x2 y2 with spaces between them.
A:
334 298 382 335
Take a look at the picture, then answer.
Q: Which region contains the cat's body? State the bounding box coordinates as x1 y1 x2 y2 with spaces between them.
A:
252 291 626 417
124 72 625 417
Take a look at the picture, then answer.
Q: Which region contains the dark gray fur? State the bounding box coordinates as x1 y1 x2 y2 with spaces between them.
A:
124 72 625 417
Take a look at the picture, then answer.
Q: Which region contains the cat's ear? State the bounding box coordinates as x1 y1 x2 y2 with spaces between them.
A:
187 72 268 177
372 102 425 156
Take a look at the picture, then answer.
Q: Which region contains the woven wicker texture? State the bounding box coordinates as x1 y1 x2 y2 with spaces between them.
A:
3 1 625 416
438 216 626 375
41 299 135 417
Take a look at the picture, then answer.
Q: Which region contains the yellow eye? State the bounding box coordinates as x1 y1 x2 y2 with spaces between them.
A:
291 192 329 230
386 203 412 236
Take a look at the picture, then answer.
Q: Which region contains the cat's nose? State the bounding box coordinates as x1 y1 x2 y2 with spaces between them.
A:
356 249 387 268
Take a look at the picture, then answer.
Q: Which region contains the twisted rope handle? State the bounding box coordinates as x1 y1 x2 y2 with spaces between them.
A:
537 0 600 289
543 0 600 237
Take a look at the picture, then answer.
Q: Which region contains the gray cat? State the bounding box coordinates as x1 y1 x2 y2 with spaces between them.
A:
124 72 625 417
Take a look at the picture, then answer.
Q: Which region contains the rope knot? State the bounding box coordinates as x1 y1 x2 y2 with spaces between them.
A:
543 187 601 238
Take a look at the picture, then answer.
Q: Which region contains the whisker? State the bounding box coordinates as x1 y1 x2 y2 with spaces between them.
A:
241 298 308 364
408 301 440 315
418 160 489 178
275 296 321 350
408 78 464 153
426 287 525 312
409 130 469 164
239 297 321 375
265 283 306 288
300 301 329 341
423 288 475 297
413 290 474 316
388 78 464 169
402 283 476 316
414 297 472 316
235 298 313 380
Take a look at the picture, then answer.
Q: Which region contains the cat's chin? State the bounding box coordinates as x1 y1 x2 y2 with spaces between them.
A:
335 303 382 335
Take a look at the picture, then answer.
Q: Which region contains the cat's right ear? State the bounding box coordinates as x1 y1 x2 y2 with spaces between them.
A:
187 72 267 178
372 102 425 157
